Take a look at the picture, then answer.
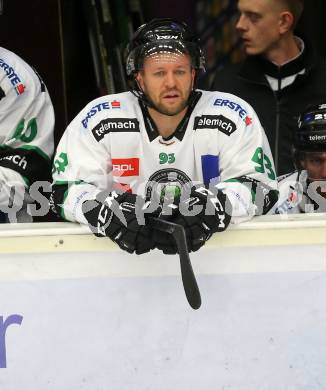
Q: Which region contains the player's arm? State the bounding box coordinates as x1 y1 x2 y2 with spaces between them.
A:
215 97 278 222
51 110 109 224
51 103 155 255
154 96 278 254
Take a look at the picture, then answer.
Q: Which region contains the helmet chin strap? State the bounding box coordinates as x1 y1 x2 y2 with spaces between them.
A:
130 79 156 110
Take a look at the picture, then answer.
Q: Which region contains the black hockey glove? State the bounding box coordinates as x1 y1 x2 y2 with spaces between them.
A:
153 185 232 254
82 191 156 255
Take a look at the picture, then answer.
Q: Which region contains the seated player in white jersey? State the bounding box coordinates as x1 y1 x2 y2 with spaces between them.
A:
271 103 326 214
51 18 277 255
0 47 54 223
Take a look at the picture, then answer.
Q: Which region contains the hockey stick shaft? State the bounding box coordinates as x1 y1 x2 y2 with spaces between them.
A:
148 217 202 310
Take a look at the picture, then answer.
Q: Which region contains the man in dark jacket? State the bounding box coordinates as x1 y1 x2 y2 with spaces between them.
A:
210 0 326 175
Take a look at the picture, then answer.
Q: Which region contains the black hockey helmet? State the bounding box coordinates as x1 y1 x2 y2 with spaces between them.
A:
293 103 326 168
295 103 326 153
125 18 205 76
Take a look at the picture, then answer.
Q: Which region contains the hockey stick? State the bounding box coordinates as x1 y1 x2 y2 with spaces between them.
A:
148 217 202 310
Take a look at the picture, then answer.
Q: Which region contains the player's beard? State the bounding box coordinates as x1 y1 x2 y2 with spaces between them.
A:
145 89 190 116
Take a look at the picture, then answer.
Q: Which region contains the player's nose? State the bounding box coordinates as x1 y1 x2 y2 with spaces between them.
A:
236 14 247 32
164 72 177 88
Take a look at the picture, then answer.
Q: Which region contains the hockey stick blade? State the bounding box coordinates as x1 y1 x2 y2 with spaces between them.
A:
148 217 202 310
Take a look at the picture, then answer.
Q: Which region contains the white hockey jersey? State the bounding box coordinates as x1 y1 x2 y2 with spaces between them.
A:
52 90 278 225
270 170 326 214
0 47 55 219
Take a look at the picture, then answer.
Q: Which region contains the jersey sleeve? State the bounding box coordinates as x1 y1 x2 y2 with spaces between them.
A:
51 99 113 224
210 93 278 222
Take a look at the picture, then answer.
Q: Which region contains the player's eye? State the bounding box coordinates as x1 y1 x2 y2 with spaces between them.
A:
247 12 261 23
309 158 323 165
153 71 165 77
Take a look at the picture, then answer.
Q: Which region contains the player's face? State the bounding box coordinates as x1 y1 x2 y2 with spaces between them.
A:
136 53 195 116
302 152 326 181
236 0 284 57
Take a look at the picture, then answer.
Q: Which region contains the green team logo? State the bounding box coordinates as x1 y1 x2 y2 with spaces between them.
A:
159 183 182 203
145 168 191 205
52 152 68 174
12 118 38 143
251 147 276 180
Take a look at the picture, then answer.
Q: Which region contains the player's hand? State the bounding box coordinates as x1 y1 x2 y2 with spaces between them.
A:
150 214 178 254
153 185 232 253
82 190 156 254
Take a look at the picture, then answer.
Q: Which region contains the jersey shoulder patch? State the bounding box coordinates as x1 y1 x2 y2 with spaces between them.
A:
78 92 137 129
193 90 254 135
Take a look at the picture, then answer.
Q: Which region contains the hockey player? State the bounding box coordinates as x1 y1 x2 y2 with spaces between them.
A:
272 103 326 214
0 47 54 222
51 18 277 254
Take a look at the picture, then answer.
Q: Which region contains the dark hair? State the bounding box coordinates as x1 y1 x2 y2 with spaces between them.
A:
280 0 304 29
